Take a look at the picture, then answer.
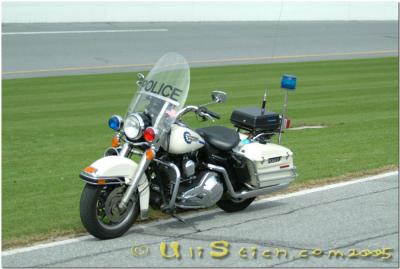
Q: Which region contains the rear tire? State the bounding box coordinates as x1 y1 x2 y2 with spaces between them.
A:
80 184 139 239
217 197 255 212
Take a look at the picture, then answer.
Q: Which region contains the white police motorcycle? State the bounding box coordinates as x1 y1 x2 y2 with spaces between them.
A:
79 52 297 239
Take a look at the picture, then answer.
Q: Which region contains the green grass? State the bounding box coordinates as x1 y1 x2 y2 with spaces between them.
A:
2 57 398 246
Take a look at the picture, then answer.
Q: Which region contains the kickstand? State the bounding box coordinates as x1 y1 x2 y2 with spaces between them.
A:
172 213 201 232
172 213 186 224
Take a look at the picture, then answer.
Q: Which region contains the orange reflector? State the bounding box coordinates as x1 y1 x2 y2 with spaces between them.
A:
145 148 155 160
111 135 120 148
280 164 290 169
97 179 107 185
84 166 97 173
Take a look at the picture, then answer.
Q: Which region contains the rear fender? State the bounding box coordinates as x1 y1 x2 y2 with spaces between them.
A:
80 156 150 219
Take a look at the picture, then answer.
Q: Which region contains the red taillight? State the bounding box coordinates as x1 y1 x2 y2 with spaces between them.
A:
143 127 156 142
283 118 291 129
280 164 290 169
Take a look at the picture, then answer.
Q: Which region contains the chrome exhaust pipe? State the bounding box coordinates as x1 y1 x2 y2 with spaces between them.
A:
234 183 289 199
206 163 290 200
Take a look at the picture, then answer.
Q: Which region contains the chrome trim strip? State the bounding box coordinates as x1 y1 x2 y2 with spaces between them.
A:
79 172 124 185
256 167 297 178
175 204 203 209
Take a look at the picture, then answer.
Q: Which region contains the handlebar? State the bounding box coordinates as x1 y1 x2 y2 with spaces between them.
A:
198 106 220 119
175 105 198 119
176 105 220 120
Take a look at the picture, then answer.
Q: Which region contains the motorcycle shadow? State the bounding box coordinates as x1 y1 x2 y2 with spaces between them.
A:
129 200 285 235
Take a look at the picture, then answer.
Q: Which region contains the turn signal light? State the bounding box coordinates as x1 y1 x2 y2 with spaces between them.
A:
111 135 120 148
84 166 97 174
97 179 107 185
145 148 155 160
143 127 156 143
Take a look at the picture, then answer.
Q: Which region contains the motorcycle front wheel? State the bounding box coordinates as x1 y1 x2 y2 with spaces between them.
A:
80 184 139 239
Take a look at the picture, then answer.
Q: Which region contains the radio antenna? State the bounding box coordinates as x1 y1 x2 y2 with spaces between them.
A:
260 89 267 115
270 1 284 62
262 2 284 116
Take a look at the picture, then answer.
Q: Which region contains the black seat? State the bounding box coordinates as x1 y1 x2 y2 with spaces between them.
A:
196 126 240 151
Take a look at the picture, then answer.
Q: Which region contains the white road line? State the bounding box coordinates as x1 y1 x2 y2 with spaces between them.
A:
2 29 168 35
2 236 93 257
255 170 398 204
2 170 397 257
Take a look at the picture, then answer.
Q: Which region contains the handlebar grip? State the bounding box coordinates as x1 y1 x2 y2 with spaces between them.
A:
198 106 220 119
207 109 220 119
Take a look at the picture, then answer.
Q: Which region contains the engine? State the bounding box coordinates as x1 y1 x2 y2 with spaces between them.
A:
149 152 224 210
176 171 224 209
176 153 224 209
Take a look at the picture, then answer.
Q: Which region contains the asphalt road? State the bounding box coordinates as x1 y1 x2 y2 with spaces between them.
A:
2 21 398 79
2 172 398 267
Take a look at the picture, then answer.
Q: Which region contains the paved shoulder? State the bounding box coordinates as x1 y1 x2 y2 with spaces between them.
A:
2 172 398 267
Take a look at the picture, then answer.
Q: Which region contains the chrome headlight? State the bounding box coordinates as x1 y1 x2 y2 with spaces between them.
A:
123 113 144 140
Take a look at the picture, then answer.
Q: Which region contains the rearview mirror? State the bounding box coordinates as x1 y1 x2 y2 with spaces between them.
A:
211 90 227 103
136 73 145 87
137 73 145 80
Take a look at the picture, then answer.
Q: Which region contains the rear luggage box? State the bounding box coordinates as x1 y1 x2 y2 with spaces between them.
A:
233 142 297 188
230 107 281 134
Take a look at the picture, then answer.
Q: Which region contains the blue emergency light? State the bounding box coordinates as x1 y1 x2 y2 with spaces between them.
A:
108 115 123 131
281 74 297 90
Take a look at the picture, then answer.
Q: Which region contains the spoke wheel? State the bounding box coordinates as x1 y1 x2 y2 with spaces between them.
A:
80 184 139 239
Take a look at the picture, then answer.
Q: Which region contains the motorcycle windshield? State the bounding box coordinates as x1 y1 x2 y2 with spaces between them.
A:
126 52 190 132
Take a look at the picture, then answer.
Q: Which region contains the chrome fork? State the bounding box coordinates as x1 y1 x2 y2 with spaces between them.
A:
119 154 150 209
117 143 150 210
119 143 131 157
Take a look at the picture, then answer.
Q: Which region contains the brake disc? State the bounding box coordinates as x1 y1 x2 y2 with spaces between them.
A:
104 186 135 223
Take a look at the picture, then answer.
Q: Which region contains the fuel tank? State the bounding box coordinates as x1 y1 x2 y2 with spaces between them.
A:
162 124 205 154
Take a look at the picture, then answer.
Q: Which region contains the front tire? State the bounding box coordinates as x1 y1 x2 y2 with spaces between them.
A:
217 197 255 212
80 184 139 239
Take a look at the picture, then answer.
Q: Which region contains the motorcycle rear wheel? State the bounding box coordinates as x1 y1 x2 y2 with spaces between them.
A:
80 184 139 239
217 197 255 212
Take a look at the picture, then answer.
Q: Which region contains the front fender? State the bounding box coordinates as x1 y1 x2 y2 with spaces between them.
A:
80 156 150 220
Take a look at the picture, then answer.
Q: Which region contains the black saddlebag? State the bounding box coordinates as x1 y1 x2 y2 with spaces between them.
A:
230 107 281 134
